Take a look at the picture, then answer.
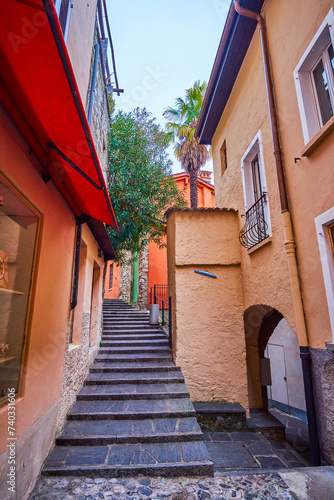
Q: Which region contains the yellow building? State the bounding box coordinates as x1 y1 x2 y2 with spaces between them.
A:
168 0 334 466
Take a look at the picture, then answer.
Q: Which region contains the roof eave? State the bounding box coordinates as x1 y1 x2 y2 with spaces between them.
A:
195 0 264 145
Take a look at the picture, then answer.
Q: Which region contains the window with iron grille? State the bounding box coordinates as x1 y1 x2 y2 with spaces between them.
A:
239 131 271 249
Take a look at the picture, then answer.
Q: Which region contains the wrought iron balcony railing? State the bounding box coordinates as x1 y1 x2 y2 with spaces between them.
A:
239 193 269 249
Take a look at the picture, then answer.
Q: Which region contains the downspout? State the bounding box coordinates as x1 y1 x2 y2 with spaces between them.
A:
132 251 139 304
87 43 100 125
234 0 321 465
72 40 100 310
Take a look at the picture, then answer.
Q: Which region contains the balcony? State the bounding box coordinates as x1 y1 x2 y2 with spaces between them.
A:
239 193 269 249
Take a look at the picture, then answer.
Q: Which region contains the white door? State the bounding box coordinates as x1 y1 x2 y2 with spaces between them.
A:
266 343 289 405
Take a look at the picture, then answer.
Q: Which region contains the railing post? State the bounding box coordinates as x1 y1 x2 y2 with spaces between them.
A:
162 300 165 325
154 285 156 304
168 296 172 349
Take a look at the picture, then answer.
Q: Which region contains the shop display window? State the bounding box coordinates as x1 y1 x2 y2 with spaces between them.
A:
0 178 39 404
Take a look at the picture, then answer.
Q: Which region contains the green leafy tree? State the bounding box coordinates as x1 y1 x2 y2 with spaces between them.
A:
163 80 210 208
107 107 186 262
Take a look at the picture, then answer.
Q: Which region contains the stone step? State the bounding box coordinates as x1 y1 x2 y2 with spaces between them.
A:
90 362 177 372
41 298 213 478
103 324 159 330
103 318 150 322
102 329 163 335
102 334 167 341
101 340 169 348
43 442 213 477
77 383 189 400
94 353 173 363
98 346 171 354
56 417 202 446
84 371 184 385
68 398 196 420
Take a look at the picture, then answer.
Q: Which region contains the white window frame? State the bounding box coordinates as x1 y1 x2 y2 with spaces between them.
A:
294 8 334 144
54 0 72 43
315 207 334 342
241 130 272 237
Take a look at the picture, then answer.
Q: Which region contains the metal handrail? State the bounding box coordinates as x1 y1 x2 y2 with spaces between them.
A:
239 193 269 249
150 285 168 325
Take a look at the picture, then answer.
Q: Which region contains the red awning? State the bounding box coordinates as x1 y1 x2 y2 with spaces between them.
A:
0 0 118 228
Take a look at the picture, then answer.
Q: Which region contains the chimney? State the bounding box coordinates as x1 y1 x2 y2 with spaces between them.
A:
199 170 212 183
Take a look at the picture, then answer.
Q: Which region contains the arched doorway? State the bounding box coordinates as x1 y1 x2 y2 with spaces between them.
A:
244 305 306 418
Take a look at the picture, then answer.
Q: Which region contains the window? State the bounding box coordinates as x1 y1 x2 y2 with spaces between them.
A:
329 223 334 257
240 131 271 249
220 140 227 175
0 177 39 404
294 9 334 144
54 0 72 43
315 208 334 341
109 263 114 290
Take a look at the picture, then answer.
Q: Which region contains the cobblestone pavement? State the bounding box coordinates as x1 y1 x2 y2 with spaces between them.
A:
29 472 295 499
29 466 334 499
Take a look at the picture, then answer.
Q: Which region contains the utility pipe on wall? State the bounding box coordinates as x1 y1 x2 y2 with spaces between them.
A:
87 43 100 126
233 0 320 465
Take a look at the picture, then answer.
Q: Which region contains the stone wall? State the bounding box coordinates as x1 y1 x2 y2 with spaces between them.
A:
119 256 132 304
311 346 334 464
86 29 110 179
138 245 149 310
58 312 99 430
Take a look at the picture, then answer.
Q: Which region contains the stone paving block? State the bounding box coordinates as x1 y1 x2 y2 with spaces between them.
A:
205 442 258 468
132 419 154 435
182 442 211 463
246 440 276 456
207 432 232 442
107 444 136 465
143 443 182 464
229 432 261 442
254 456 287 469
178 417 201 434
65 446 109 466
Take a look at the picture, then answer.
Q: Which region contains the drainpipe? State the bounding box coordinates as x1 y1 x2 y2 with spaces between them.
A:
234 0 321 465
71 222 82 310
71 42 100 310
132 251 139 303
87 43 100 125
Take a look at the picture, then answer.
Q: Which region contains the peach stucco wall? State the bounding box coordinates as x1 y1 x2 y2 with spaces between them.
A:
104 260 121 299
167 210 248 407
66 0 98 105
211 0 333 349
0 106 74 453
147 174 215 307
0 105 106 497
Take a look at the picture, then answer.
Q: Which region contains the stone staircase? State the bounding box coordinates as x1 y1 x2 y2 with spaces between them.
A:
43 299 213 477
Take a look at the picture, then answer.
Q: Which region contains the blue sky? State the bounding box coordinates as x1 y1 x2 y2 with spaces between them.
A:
107 0 230 175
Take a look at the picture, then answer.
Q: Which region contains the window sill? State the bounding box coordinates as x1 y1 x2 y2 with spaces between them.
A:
247 236 272 255
68 344 80 351
301 115 334 157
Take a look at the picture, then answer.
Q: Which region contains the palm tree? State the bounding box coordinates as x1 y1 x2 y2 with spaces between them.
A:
163 81 210 208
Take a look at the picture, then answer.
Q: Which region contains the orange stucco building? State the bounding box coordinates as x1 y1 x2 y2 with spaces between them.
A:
0 1 118 497
147 172 215 307
167 0 334 466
